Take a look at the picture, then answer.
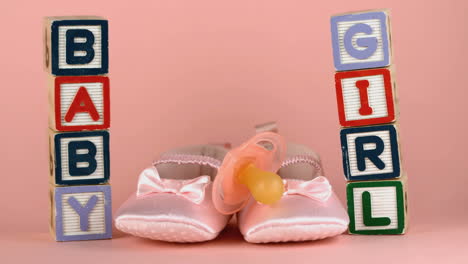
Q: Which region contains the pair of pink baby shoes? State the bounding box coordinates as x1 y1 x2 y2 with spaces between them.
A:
115 129 349 243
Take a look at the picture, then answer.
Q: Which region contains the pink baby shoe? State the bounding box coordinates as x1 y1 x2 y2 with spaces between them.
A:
115 145 232 242
237 143 349 243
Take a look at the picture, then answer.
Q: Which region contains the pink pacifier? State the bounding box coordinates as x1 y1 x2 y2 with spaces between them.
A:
212 132 286 215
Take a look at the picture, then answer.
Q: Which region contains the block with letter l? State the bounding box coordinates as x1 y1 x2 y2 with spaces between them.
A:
347 180 407 235
49 130 110 185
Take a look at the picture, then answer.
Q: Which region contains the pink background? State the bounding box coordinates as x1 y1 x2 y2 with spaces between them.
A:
1 0 467 262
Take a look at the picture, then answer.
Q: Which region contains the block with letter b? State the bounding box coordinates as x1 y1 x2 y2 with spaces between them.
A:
340 125 401 181
44 17 108 76
49 76 110 131
335 68 395 127
50 185 112 241
347 180 407 235
49 130 110 185
331 10 391 71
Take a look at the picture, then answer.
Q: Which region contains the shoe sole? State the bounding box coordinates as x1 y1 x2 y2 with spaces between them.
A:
244 223 348 243
115 218 218 243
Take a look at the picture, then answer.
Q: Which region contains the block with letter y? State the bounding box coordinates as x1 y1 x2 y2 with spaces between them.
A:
347 180 407 235
340 124 401 181
49 130 110 185
51 185 112 241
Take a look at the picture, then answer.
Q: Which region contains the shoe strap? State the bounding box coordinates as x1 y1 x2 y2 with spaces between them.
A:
153 154 222 169
254 122 322 173
255 121 279 134
281 155 323 174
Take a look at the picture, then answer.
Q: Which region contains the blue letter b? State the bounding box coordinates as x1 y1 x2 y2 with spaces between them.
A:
66 29 95 64
68 141 97 176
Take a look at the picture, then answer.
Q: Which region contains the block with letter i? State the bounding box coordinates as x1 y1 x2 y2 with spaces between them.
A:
50 185 112 241
347 180 407 235
49 130 110 185
44 17 108 76
331 10 391 71
335 68 396 127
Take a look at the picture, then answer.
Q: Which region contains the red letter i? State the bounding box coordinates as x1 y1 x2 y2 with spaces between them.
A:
355 79 373 116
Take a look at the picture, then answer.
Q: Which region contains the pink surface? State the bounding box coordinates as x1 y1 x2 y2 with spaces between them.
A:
1 0 468 262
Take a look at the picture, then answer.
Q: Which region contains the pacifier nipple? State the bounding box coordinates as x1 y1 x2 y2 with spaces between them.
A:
238 163 284 205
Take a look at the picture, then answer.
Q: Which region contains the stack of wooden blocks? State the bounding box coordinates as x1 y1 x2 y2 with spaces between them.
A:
45 16 112 241
330 10 407 235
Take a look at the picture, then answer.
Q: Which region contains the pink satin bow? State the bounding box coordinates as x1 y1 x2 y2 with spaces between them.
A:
283 176 332 202
137 167 210 204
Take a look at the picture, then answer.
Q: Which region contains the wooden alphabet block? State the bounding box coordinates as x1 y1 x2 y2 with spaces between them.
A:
48 76 110 131
340 124 401 181
44 17 108 76
335 68 396 127
49 130 110 185
50 185 112 241
331 10 391 71
347 180 407 235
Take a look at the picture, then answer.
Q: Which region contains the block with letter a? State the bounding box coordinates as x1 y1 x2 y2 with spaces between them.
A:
49 76 110 131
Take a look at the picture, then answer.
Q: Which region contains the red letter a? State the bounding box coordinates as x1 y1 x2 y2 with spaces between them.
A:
65 87 100 122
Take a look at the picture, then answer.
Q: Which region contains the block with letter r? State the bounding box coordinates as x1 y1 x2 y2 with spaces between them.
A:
331 10 391 71
44 17 108 76
340 125 401 181
49 130 110 185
